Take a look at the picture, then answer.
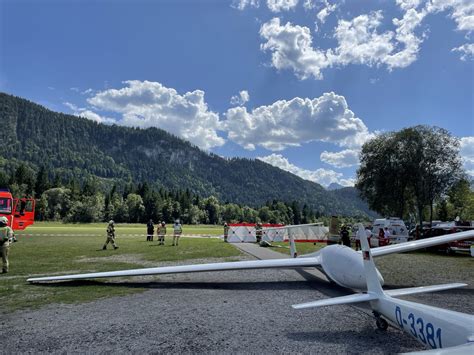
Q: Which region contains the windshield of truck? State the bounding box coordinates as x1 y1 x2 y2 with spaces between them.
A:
0 198 12 214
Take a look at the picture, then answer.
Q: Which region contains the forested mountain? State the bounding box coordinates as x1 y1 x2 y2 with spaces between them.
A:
326 182 344 191
0 92 376 218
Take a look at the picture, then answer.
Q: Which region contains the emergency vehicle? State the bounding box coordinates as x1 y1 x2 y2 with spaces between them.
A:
370 217 409 247
0 188 35 231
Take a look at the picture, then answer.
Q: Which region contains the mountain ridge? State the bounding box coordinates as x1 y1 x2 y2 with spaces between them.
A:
0 92 376 217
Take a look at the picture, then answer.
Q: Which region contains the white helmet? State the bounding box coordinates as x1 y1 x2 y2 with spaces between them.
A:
0 216 8 225
109 220 114 225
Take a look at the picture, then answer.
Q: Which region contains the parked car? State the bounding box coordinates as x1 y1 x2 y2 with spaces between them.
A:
420 224 474 255
446 238 474 255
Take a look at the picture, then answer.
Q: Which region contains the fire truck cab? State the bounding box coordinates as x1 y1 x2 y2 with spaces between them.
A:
0 188 35 231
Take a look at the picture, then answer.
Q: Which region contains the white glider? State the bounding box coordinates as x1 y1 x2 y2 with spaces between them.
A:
292 225 474 352
27 229 474 291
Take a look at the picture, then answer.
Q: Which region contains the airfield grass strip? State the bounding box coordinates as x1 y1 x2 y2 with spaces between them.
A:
0 223 240 313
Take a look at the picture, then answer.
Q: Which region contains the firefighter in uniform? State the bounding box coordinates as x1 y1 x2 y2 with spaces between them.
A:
255 222 263 243
172 220 182 246
146 219 154 242
340 225 351 247
157 221 167 245
0 216 14 273
223 222 229 242
103 220 119 250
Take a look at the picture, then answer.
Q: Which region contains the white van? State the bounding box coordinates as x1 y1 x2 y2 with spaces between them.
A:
371 218 409 244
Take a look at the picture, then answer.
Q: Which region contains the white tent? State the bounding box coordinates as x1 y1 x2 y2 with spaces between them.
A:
263 223 329 242
227 223 328 243
227 224 256 243
227 223 285 243
262 228 285 242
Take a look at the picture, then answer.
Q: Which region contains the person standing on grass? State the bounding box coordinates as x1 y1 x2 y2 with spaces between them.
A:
0 216 14 274
340 225 351 247
172 220 182 246
146 219 154 242
223 222 229 242
157 221 167 245
255 222 263 243
103 220 119 250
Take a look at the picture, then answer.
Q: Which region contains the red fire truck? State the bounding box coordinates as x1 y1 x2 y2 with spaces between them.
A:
0 188 35 231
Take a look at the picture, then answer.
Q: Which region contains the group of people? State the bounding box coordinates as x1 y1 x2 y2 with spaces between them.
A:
145 220 182 246
102 219 184 250
340 225 393 251
146 220 168 245
378 227 391 239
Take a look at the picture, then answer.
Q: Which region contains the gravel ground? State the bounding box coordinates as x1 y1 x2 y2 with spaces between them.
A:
1 252 472 354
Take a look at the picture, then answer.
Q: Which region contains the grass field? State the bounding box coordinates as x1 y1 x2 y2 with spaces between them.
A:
19 222 224 236
0 222 239 313
2 223 472 314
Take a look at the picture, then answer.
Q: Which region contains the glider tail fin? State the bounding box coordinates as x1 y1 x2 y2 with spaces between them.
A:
292 224 384 310
359 223 384 296
292 225 467 311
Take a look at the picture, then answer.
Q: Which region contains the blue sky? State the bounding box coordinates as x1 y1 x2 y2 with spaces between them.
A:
1 0 473 187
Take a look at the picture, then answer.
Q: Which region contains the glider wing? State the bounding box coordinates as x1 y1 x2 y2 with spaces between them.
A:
27 255 321 282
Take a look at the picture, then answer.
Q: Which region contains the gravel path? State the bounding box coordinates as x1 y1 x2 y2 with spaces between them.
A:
1 249 472 354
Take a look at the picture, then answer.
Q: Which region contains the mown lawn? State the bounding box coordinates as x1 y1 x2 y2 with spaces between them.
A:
0 223 239 313
19 221 224 236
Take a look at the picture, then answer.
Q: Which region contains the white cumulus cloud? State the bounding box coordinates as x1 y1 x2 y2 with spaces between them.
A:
87 80 225 150
320 149 360 168
81 88 95 96
460 136 474 176
231 0 260 10
303 0 315 10
78 110 115 124
267 0 299 12
260 9 427 80
329 12 396 67
64 102 115 124
396 0 422 11
230 90 250 106
258 153 354 186
258 0 474 79
452 43 474 60
260 18 329 79
427 0 474 32
235 0 473 72
224 91 373 151
316 1 337 24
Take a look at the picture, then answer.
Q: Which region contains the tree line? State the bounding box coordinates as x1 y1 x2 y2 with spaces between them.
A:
1 165 325 225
